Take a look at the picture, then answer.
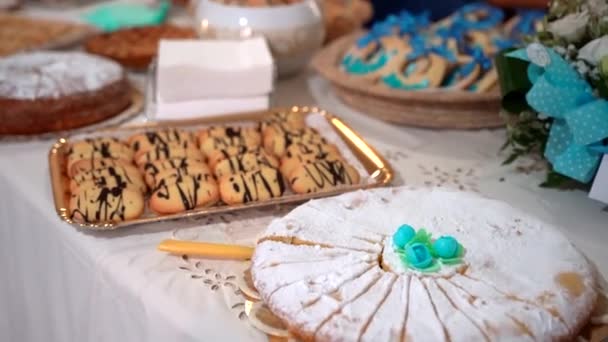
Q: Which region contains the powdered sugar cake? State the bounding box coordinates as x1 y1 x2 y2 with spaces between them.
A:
251 187 599 341
0 51 131 135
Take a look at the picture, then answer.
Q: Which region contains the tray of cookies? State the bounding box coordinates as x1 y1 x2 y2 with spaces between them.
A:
48 106 393 230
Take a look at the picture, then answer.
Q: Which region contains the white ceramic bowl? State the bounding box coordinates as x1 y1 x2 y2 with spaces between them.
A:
195 0 325 77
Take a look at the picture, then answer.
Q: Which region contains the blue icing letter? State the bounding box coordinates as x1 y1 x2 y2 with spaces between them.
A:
382 73 429 90
344 52 390 75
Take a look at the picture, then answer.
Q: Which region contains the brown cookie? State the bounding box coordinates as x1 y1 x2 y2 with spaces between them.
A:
219 166 285 205
207 145 257 170
442 55 481 90
261 111 307 134
149 174 219 214
263 126 326 157
70 164 145 194
384 53 449 90
69 181 145 223
128 129 195 155
281 142 342 177
69 158 133 178
141 158 209 188
471 68 498 93
152 165 212 190
67 137 133 171
284 142 340 158
213 151 279 178
280 153 342 178
198 126 262 157
288 159 360 194
134 140 203 167
199 134 261 159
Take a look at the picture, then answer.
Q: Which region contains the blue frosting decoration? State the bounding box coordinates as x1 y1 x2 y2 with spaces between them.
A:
406 36 456 63
433 236 460 259
404 63 418 76
467 46 493 71
392 224 416 249
455 2 504 30
507 44 608 183
429 45 457 63
442 47 490 89
406 35 428 61
343 51 393 75
436 21 467 49
382 73 430 90
492 37 518 51
392 225 464 271
356 21 393 48
398 11 430 35
441 47 490 88
355 10 430 49
405 243 433 269
512 9 545 37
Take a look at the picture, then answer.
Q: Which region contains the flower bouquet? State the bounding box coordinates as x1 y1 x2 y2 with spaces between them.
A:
496 0 608 203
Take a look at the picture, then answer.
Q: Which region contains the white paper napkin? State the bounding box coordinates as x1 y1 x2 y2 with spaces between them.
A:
590 154 608 204
154 94 270 121
156 38 274 102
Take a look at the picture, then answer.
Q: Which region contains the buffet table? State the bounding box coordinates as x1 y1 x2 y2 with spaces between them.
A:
1 5 607 342
1 72 607 342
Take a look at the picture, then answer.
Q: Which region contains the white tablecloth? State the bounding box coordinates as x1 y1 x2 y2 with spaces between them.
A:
1 72 607 342
1 6 608 341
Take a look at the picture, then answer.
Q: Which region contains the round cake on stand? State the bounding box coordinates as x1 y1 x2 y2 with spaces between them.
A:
251 187 599 341
0 51 132 135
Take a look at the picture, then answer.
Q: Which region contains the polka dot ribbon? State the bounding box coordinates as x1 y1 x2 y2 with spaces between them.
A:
507 44 608 183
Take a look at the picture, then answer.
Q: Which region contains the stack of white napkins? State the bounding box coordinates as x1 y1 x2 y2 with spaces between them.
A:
155 37 273 120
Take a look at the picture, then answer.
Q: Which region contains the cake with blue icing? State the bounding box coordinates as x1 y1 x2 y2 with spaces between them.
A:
251 186 602 341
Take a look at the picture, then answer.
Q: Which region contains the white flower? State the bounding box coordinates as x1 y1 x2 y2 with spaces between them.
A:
554 46 567 56
590 67 601 80
579 36 608 66
574 60 590 75
585 0 608 17
548 11 589 43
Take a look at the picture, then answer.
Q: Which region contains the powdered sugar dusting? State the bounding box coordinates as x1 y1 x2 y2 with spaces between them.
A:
0 52 123 100
251 187 598 341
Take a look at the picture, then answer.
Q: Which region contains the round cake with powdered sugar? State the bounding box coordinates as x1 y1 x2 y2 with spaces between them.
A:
0 51 131 135
251 186 599 341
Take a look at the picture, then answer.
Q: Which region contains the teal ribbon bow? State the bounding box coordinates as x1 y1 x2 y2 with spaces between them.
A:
507 45 608 183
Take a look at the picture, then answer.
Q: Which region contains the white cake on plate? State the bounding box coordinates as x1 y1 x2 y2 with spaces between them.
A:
250 186 598 341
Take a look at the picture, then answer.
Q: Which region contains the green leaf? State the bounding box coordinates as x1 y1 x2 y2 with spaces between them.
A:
540 171 571 188
595 78 608 99
495 49 533 114
502 153 519 165
406 229 432 247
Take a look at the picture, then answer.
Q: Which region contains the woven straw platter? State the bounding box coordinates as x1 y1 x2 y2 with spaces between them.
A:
311 32 505 129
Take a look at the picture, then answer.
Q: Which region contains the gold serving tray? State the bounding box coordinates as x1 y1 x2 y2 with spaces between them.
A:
48 106 393 230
